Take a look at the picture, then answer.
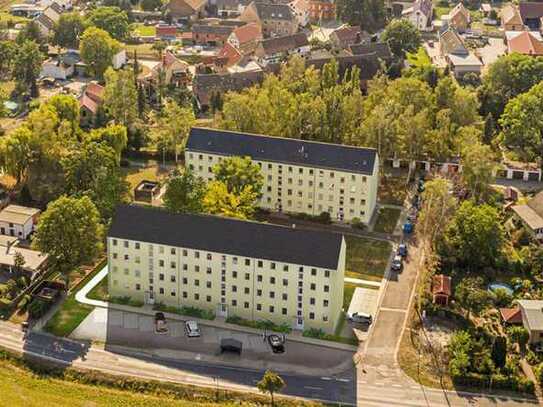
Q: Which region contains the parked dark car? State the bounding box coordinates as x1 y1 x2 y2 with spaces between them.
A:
154 312 168 334
267 334 285 353
220 338 242 354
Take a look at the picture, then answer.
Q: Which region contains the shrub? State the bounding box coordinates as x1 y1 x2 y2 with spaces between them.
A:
153 303 215 320
110 296 144 307
226 315 291 333
351 217 366 230
28 299 49 319
302 328 358 345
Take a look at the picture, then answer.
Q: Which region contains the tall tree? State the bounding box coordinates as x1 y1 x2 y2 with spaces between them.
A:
442 201 504 270
335 0 386 33
103 67 138 128
499 81 543 162
460 141 496 202
212 156 264 198
79 27 121 80
203 180 259 220
47 94 81 133
381 19 421 59
12 40 43 97
140 0 162 11
86 6 130 40
163 169 206 214
256 370 285 407
15 20 42 44
153 99 195 163
53 12 86 49
33 195 103 283
0 40 17 80
455 277 492 319
0 126 34 183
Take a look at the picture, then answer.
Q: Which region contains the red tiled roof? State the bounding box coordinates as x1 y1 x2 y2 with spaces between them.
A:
85 82 104 102
499 307 523 324
508 31 543 55
217 42 242 66
156 25 178 37
432 274 452 296
79 93 99 114
232 22 262 45
332 25 361 42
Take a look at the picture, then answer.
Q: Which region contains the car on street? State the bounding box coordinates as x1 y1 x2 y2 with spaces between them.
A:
220 338 242 354
154 312 168 334
391 255 403 272
185 320 201 337
267 334 285 353
398 243 408 257
347 312 372 325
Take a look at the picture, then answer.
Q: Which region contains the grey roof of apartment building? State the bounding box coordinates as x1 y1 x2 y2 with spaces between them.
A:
186 127 378 175
109 205 343 269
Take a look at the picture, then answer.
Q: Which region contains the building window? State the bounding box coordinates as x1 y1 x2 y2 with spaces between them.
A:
206 281 212 288
311 268 317 276
195 265 200 272
324 270 330 278
195 279 200 287
124 240 129 248
282 293 288 300
171 275 176 283
244 302 250 309
232 285 237 292
257 275 263 282
135 283 141 290
270 262 276 270
257 289 262 296
112 239 117 246
171 291 176 297
269 306 275 313
182 277 187 284
282 279 288 286
159 260 164 267
283 265 289 272
207 253 212 260
270 277 276 284
183 250 188 256
245 273 250 280
206 295 212 302
309 312 315 320
232 299 237 306
171 261 176 269
282 308 287 315
324 285 329 293
159 287 164 294
195 293 200 300
310 283 316 290
310 297 315 305
257 304 262 311
183 264 188 271
232 271 238 278
233 257 238 265
183 291 187 298
257 260 263 268
135 242 140 249
270 291 275 299
323 299 329 307
159 273 164 281
244 287 250 294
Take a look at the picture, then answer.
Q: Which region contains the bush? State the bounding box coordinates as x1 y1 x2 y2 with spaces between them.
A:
290 211 332 224
110 296 144 307
226 315 291 333
302 328 358 345
152 303 215 320
351 217 366 230
28 299 49 319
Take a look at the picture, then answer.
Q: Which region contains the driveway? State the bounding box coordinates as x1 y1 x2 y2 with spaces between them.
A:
477 37 507 69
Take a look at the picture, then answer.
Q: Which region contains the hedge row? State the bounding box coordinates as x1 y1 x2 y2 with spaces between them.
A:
452 372 535 394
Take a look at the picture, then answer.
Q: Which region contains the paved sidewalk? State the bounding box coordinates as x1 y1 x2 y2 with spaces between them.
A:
344 277 381 287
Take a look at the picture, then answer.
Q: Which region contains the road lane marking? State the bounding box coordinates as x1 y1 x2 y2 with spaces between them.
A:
336 378 350 382
304 386 323 390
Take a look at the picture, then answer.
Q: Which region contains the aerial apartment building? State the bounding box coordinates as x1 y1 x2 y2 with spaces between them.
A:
185 128 379 223
108 205 346 333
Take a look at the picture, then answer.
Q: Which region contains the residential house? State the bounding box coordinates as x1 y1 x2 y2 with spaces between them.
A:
432 274 451 305
211 0 248 18
499 307 523 325
35 1 63 36
193 70 264 109
41 57 74 80
443 2 470 33
329 25 364 49
519 1 543 31
349 41 393 62
79 82 105 127
240 2 298 37
0 205 40 240
0 236 48 279
289 0 310 27
186 127 379 223
512 191 543 240
156 24 178 41
143 50 190 87
168 0 207 21
401 0 433 32
501 4 524 31
516 300 543 344
108 204 346 333
227 22 262 54
254 32 309 64
192 24 234 46
308 0 334 22
507 31 543 55
215 42 243 68
439 29 482 78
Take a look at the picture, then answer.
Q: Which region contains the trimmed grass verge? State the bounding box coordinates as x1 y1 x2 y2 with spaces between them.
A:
0 348 323 406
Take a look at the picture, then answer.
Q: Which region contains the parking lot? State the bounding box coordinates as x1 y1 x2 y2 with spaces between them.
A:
72 308 354 373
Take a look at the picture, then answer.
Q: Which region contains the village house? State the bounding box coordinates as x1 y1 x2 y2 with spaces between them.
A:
289 0 310 27
79 82 105 127
519 1 543 31
439 29 482 78
501 4 524 31
227 22 262 54
516 300 543 344
192 24 235 46
401 0 433 32
349 42 393 62
255 32 309 64
156 24 178 41
35 1 63 36
142 50 190 88
512 191 543 240
442 2 470 33
168 0 207 21
0 236 48 279
329 25 365 49
507 31 543 56
240 1 298 38
308 0 334 22
0 205 40 240
193 70 265 109
215 42 243 68
210 0 247 18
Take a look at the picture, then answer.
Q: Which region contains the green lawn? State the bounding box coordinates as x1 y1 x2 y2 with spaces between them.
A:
406 47 431 68
345 236 392 281
43 297 93 337
132 23 156 37
0 11 28 25
122 165 169 199
378 175 408 205
87 276 108 302
433 6 451 18
125 43 158 59
374 207 402 234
